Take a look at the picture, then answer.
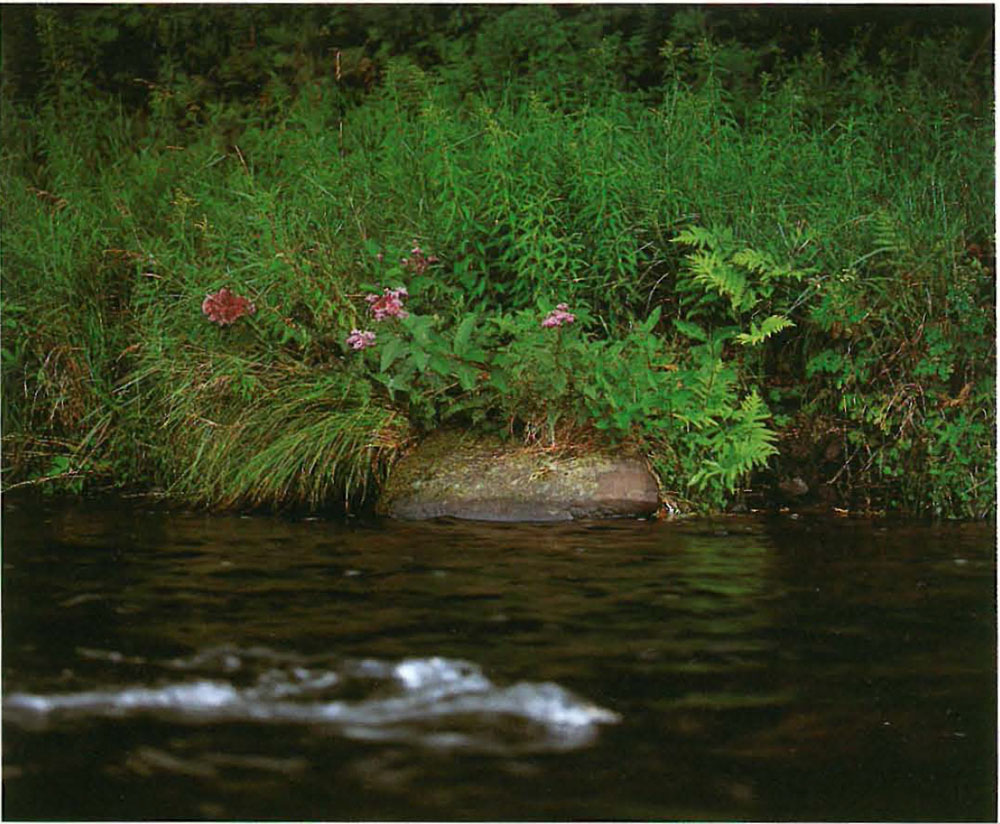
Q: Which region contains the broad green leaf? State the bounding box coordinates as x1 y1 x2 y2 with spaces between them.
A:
673 318 708 341
403 314 435 347
635 305 663 334
456 364 479 391
380 336 405 373
410 347 429 372
429 354 452 378
452 313 477 357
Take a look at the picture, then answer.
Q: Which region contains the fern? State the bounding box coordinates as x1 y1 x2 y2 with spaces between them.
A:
673 225 814 335
687 390 777 491
687 249 750 311
731 248 807 286
730 247 775 274
672 224 734 251
735 314 795 346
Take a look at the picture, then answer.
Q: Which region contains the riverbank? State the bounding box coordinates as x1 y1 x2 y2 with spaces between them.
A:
2 7 994 518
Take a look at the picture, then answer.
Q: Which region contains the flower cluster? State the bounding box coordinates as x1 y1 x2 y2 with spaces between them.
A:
400 243 439 275
345 329 377 350
202 288 256 326
366 286 409 321
541 303 575 328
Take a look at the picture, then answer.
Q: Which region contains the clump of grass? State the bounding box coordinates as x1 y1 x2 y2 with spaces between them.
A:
137 350 410 511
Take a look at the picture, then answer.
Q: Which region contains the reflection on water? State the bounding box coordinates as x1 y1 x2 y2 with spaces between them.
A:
2 498 995 821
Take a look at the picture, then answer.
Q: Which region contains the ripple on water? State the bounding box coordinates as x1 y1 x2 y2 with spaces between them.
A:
4 647 619 754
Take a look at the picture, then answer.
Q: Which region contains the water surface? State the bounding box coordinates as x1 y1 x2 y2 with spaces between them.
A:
3 499 995 820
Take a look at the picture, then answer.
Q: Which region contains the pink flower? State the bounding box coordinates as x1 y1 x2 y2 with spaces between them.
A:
541 303 575 328
366 286 409 321
400 242 439 275
202 288 256 326
346 329 377 350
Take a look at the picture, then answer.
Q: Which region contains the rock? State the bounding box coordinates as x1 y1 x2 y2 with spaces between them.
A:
778 476 809 498
378 431 661 522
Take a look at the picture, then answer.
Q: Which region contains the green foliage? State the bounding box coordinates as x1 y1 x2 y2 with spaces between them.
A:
802 255 994 518
685 390 778 497
1 6 993 516
672 225 810 320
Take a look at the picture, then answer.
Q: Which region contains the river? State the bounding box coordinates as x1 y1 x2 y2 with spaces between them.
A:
2 498 995 820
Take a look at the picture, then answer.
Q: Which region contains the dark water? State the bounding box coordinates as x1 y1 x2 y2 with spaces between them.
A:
2 498 995 821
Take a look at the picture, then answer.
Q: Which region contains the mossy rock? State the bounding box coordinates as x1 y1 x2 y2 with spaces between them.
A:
378 430 661 521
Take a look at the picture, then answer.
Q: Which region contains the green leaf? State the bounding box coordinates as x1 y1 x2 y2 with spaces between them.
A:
456 364 479 391
731 248 774 274
410 348 429 372
453 257 475 289
689 250 748 309
673 318 708 341
50 455 71 474
380 336 406 373
429 354 452 378
672 225 730 250
489 369 509 393
640 305 663 333
452 313 477 357
735 314 794 346
806 349 846 378
403 314 436 348
612 410 633 431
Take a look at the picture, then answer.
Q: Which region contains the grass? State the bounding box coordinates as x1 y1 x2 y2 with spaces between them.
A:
147 353 409 510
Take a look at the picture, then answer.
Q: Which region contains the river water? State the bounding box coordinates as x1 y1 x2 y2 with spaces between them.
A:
2 498 995 821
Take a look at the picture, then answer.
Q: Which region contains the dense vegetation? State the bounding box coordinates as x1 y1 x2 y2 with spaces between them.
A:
1 5 994 517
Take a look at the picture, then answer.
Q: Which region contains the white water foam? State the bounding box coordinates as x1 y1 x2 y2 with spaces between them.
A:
4 651 619 753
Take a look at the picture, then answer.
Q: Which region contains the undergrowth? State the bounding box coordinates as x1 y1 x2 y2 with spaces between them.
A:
1 7 993 516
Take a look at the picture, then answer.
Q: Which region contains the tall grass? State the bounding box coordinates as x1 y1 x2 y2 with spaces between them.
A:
141 351 407 510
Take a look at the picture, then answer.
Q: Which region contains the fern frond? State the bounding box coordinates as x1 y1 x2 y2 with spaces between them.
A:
671 224 734 251
735 314 795 346
731 248 775 275
688 249 748 310
672 225 716 249
732 248 810 284
737 389 775 427
718 390 779 484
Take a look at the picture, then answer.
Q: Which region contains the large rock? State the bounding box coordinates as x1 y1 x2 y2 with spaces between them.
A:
379 431 661 521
